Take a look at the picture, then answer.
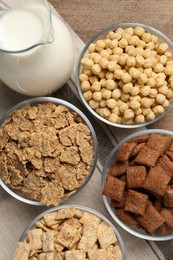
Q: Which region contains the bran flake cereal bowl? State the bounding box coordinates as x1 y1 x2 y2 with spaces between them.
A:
76 23 173 128
14 205 126 260
0 97 98 206
101 129 173 241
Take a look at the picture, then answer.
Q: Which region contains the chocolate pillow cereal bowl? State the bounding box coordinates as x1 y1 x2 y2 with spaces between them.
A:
76 23 173 128
13 205 126 260
0 97 98 206
101 129 173 241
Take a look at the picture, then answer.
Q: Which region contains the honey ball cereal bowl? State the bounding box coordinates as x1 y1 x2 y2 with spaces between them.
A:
0 97 98 206
13 205 126 260
76 23 173 128
101 129 173 241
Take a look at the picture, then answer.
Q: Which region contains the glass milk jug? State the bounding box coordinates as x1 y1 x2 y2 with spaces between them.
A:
0 0 74 96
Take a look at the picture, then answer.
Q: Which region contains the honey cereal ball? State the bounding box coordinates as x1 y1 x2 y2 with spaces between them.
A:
144 68 153 78
146 110 155 120
88 43 96 52
124 109 135 119
105 79 117 90
106 71 114 79
156 94 166 104
134 107 142 116
138 73 148 84
79 73 89 81
135 114 145 123
153 105 164 116
158 42 169 54
91 64 102 75
93 91 102 101
121 72 132 83
100 100 106 107
81 57 94 69
106 98 117 109
140 85 151 97
107 60 117 71
100 78 107 87
114 69 124 79
147 77 156 88
100 107 111 118
79 26 173 125
119 102 129 113
136 54 145 67
81 80 90 92
141 97 154 108
82 68 92 76
142 107 151 116
149 88 158 98
89 100 99 109
100 49 110 59
119 53 128 66
130 95 141 102
164 64 173 75
89 75 99 84
129 67 140 79
95 39 106 51
126 56 136 67
92 53 101 63
112 88 121 99
101 88 112 99
91 81 101 92
129 100 141 110
112 106 120 115
166 89 173 99
143 48 152 58
163 99 170 108
130 85 140 96
121 93 130 102
99 57 109 69
134 26 145 37
108 113 119 123
159 85 169 95
83 90 93 101
123 83 133 93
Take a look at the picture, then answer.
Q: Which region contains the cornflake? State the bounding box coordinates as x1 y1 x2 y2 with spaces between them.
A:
13 207 123 260
0 103 94 206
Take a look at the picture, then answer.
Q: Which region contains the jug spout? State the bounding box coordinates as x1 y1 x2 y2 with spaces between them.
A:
42 21 55 45
0 0 54 53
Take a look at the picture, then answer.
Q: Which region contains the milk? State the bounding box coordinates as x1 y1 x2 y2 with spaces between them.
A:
0 8 44 51
0 4 74 96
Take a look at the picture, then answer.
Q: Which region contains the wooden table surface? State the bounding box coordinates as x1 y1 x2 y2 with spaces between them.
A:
49 0 173 131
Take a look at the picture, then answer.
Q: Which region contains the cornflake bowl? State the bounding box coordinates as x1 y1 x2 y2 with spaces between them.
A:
0 97 98 206
76 23 173 128
101 129 173 241
15 205 126 259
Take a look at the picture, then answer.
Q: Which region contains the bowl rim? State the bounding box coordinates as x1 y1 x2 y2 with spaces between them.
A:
19 204 127 259
101 129 173 241
76 22 173 129
0 96 98 206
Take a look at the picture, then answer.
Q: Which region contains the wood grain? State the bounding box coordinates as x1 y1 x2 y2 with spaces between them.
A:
49 1 173 42
49 0 173 131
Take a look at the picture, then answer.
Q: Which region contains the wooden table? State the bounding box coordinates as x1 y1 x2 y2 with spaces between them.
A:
50 0 173 132
1 1 173 260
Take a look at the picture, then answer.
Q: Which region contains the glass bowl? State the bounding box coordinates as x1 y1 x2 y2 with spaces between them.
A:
17 204 126 259
101 129 173 241
76 23 173 128
0 97 98 206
